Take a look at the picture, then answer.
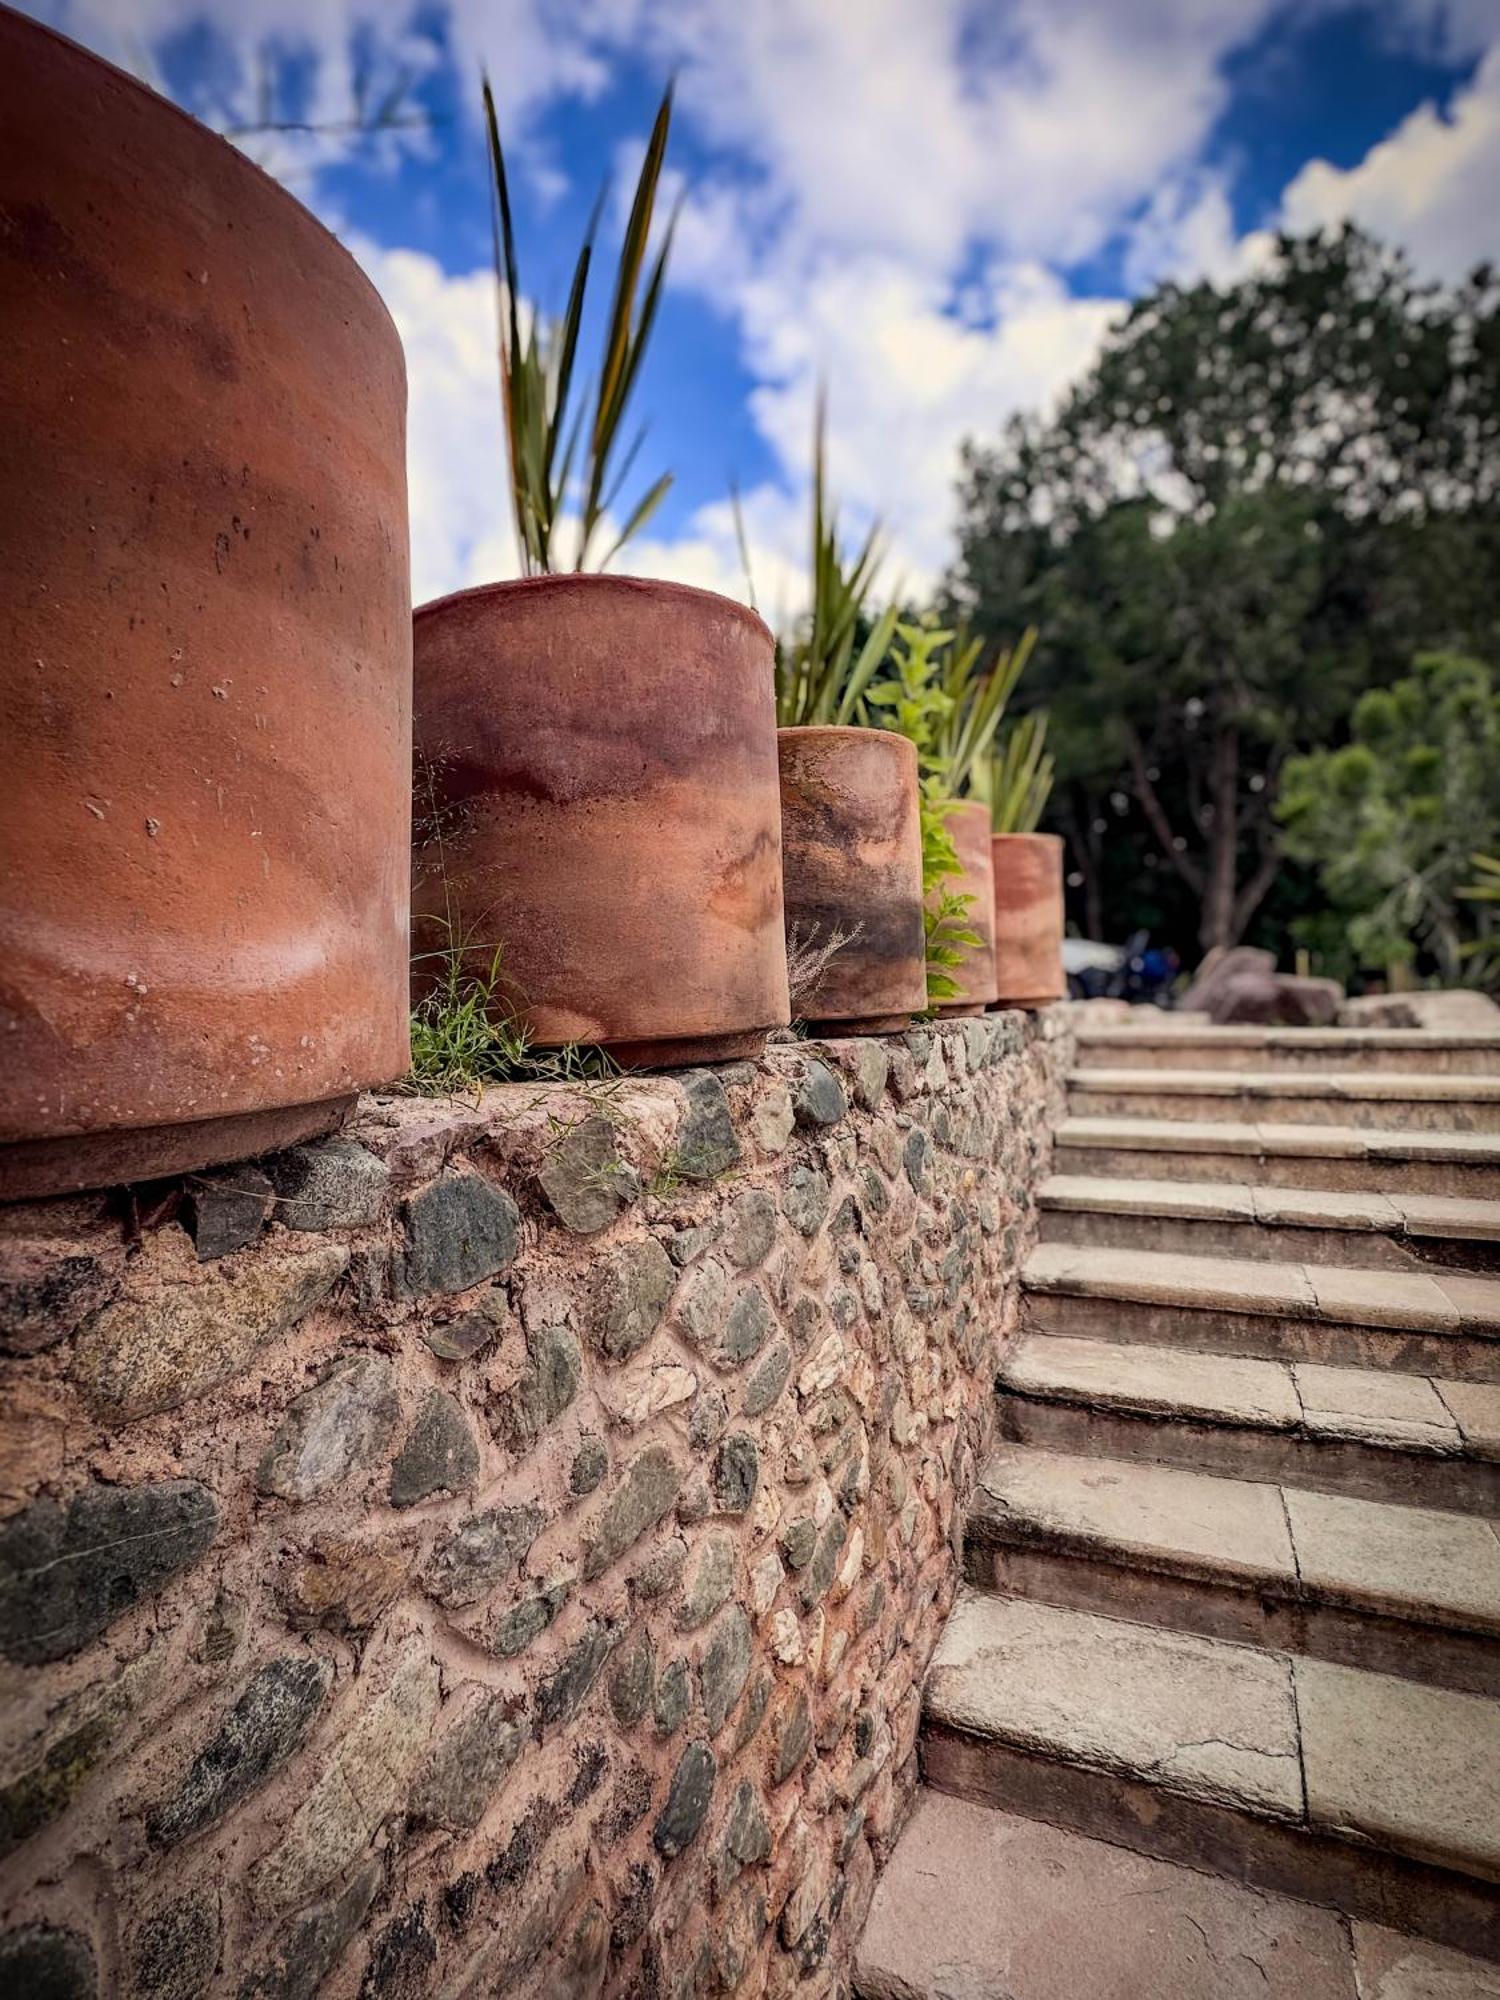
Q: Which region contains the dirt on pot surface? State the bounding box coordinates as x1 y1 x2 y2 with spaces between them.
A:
0 9 413 1199
991 832 1067 1007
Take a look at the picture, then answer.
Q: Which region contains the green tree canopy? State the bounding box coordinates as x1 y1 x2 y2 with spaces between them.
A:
947 225 1500 958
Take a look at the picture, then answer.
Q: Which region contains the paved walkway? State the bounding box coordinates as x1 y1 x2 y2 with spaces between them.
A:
857 1023 1500 1998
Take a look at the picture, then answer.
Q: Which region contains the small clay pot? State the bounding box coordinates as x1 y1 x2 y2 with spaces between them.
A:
0 11 412 1199
991 832 1066 1007
778 727 927 1032
933 800 998 1018
412 575 789 1067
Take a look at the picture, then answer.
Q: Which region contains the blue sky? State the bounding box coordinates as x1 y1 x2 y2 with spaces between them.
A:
24 0 1500 611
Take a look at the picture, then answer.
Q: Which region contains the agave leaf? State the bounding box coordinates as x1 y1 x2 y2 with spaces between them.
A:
597 470 673 571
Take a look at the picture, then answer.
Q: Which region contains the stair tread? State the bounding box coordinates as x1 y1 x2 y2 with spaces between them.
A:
1058 1116 1500 1162
854 1791 1500 2000
1040 1175 1500 1241
1000 1330 1499 1459
972 1443 1500 1635
1070 1066 1500 1100
925 1590 1500 1884
1075 1026 1500 1052
1023 1241 1500 1333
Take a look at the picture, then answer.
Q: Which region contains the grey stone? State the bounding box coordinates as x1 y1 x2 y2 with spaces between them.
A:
781 1518 817 1571
252 1643 439 1912
609 1627 655 1726
794 1059 847 1129
538 1618 618 1726
711 1435 759 1514
688 1387 729 1450
399 1172 520 1295
0 1925 96 2000
720 1286 774 1368
654 1657 691 1737
0 1648 158 1858
653 1741 716 1857
675 1071 741 1179
489 1580 569 1659
0 1208 123 1357
587 1238 675 1362
783 1166 830 1237
675 1256 728 1354
634 1537 687 1604
410 1691 523 1830
425 1503 543 1609
538 1118 640 1233
788 1295 824 1351
149 1654 331 1846
257 1356 399 1502
494 1323 581 1453
184 1167 273 1260
716 1780 772 1897
422 1290 507 1362
750 1085 795 1155
741 1340 792 1420
0 1479 217 1667
773 1687 813 1784
721 1190 777 1270
129 1894 219 2000
903 1127 930 1192
267 1142 388 1231
359 1906 438 1997
680 1534 736 1631
570 1436 608 1495
848 1041 890 1112
667 1223 720 1267
731 1669 772 1757
582 1445 682 1582
74 1239 346 1421
390 1390 479 1507
238 1859 382 2000
698 1605 752 1734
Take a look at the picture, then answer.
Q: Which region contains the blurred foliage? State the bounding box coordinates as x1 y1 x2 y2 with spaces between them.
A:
1278 653 1500 989
946 225 1500 965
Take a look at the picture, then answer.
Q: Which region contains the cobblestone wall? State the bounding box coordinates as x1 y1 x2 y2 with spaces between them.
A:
0 1011 1070 2000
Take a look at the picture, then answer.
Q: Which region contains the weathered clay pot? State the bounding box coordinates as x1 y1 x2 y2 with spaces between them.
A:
991 832 1066 1007
0 10 412 1201
933 800 998 1018
412 575 789 1067
778 727 927 1032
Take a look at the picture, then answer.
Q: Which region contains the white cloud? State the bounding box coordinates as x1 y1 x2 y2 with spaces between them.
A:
1280 44 1500 280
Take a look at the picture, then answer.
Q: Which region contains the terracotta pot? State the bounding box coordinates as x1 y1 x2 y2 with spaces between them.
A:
933 800 998 1018
411 575 789 1067
991 832 1066 1007
778 727 927 1032
0 11 412 1201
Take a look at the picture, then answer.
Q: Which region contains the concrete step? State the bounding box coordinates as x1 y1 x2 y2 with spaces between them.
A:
1022 1240 1500 1382
855 1790 1500 2000
1074 1025 1500 1075
1069 1067 1500 1134
1054 1115 1500 1199
920 1591 1500 1962
1039 1174 1500 1275
968 1443 1500 1696
997 1331 1500 1515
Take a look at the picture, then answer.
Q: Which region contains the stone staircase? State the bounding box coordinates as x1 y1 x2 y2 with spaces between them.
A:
856 1022 1500 1999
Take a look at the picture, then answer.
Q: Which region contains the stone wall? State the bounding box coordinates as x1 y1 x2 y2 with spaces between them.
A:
0 1011 1071 2000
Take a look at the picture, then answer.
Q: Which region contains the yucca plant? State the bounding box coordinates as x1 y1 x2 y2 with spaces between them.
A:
978 710 1056 834
938 625 1037 799
774 393 899 727
483 76 676 574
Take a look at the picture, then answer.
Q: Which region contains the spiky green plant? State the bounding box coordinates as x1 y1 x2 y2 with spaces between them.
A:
484 76 676 574
774 393 899 727
978 710 1056 834
937 625 1038 799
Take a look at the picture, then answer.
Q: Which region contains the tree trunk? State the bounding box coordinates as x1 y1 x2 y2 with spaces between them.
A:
1200 721 1240 953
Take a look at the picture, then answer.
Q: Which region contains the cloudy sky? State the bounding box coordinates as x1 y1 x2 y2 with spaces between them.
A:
24 0 1500 617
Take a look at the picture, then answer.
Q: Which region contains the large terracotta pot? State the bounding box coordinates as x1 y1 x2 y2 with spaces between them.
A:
412 576 789 1067
778 727 927 1032
0 10 412 1201
991 832 1066 1006
933 800 998 1018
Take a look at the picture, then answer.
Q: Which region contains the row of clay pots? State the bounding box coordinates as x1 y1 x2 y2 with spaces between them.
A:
0 11 1063 1202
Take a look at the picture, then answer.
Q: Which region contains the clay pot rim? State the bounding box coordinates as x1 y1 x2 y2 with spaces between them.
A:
415 571 774 646
776 723 918 767
22 11 403 355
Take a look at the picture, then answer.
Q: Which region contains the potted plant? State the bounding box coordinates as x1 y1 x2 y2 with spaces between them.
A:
771 402 926 1032
977 712 1065 1006
0 10 412 1199
411 83 788 1068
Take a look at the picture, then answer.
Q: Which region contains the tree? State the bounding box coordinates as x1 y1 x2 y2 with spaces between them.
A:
1277 652 1500 988
948 226 1500 957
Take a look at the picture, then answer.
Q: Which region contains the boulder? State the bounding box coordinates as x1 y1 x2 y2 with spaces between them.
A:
1182 947 1342 1027
1339 989 1500 1033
